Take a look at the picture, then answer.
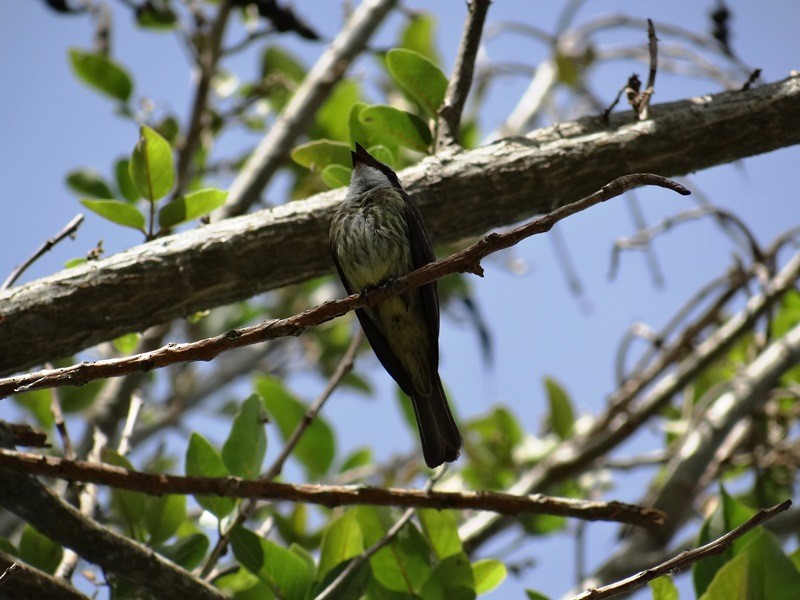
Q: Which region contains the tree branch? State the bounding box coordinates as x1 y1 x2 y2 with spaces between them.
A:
0 174 688 397
0 550 90 600
0 432 227 600
572 500 792 599
2 75 799 375
221 0 398 217
436 0 491 149
0 448 664 526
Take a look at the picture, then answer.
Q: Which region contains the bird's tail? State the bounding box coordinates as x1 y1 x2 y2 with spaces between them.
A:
411 376 462 468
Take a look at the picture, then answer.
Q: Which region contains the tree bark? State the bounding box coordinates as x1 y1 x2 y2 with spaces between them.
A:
2 75 799 375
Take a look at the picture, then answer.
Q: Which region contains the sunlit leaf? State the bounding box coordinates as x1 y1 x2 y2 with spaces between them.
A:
69 48 133 102
80 199 145 231
387 49 448 118
290 140 352 172
320 164 351 189
650 575 679 600
318 510 363 579
130 125 174 202
317 80 360 142
185 432 235 519
418 509 461 560
222 394 267 479
359 105 432 153
473 559 507 595
400 12 439 62
158 188 228 229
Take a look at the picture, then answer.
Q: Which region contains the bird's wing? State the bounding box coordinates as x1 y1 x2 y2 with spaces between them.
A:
402 190 440 362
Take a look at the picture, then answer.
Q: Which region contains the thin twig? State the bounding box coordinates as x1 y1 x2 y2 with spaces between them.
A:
0 448 665 526
173 0 233 199
49 381 74 461
1 214 84 290
572 499 791 599
636 18 658 120
0 174 689 398
116 391 144 457
437 0 491 150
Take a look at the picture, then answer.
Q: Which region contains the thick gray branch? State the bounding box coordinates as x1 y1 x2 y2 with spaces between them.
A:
1 76 799 374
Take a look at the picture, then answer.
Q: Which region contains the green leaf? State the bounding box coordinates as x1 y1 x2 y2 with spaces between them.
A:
157 533 209 570
66 169 114 199
320 164 352 189
359 105 432 153
12 389 53 428
256 376 335 477
103 449 148 539
368 520 431 593
386 49 448 119
525 591 551 600
19 526 62 574
115 158 140 202
130 125 174 202
64 257 88 268
145 494 186 545
339 447 372 473
544 376 575 440
473 559 507 595
693 489 759 596
418 509 462 560
222 394 267 479
185 432 235 519
136 2 177 30
113 332 140 354
231 527 312 600
68 48 133 102
401 12 439 62
420 553 475 600
290 140 352 172
650 575 679 600
699 529 800 600
261 46 306 111
317 80 360 142
80 199 146 231
158 188 228 229
367 144 395 166
318 510 364 579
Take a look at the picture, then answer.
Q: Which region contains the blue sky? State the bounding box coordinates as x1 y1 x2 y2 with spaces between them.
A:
2 1 799 598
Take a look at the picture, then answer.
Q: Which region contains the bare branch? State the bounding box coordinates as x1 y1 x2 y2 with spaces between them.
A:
436 0 491 149
221 0 398 217
1 214 84 290
0 175 688 397
0 448 664 526
573 500 791 599
0 550 90 600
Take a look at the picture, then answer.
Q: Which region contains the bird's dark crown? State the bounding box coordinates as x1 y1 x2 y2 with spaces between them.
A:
352 142 402 189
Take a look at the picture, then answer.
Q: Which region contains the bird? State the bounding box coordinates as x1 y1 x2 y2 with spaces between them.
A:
329 143 462 468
